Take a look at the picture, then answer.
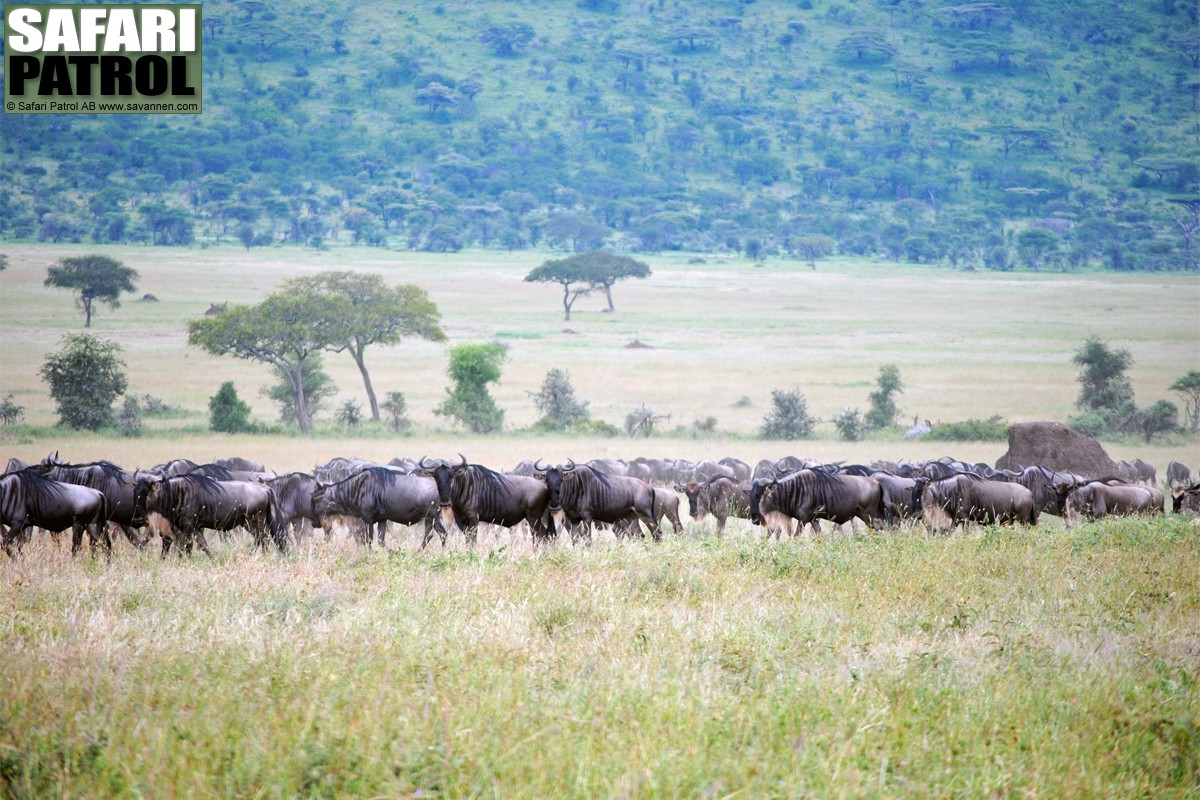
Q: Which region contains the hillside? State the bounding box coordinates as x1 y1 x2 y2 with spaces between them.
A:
1 0 1198 270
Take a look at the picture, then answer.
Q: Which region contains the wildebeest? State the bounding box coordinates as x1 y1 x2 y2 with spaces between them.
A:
1172 482 1200 516
1166 461 1192 489
312 467 439 547
148 458 201 478
676 476 751 534
1058 480 1163 523
913 473 1037 532
539 460 660 542
989 465 1071 519
212 456 267 473
141 474 288 556
836 465 919 528
262 472 324 543
421 456 551 545
34 460 149 549
750 468 884 535
0 469 110 557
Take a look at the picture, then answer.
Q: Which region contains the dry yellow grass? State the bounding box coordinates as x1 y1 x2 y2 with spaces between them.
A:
1 243 1198 471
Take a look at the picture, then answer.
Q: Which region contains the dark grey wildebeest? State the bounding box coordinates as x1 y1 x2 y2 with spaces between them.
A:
312 467 440 547
538 460 660 543
420 456 551 545
1 469 110 558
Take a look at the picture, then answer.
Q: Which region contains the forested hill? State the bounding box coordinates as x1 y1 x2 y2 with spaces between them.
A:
2 0 1197 271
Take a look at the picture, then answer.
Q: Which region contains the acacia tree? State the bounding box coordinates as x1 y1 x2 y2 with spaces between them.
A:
187 292 338 435
282 272 445 421
524 251 650 320
44 255 139 327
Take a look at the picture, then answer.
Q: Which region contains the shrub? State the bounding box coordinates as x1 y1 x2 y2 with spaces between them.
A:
209 382 254 433
1068 411 1108 439
574 418 621 437
381 391 412 432
39 333 127 430
760 389 815 440
832 407 866 441
865 364 903 430
923 416 1009 441
0 394 24 425
116 396 143 437
435 342 506 433
528 368 589 430
335 400 364 428
625 405 669 437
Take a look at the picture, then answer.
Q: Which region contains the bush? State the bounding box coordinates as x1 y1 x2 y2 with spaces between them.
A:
760 388 815 440
625 405 670 437
435 342 506 433
923 416 1009 441
1068 411 1108 439
528 368 589 431
39 333 127 430
209 382 254 433
335 400 364 428
116 396 143 437
574 418 621 437
0 394 24 425
381 392 412 432
832 407 866 441
865 364 903 430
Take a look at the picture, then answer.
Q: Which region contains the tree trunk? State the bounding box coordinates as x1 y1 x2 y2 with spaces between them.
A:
562 283 572 321
602 282 615 311
289 365 311 435
84 299 93 328
352 345 381 421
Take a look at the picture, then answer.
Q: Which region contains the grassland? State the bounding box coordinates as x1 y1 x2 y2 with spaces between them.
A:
1 245 1198 796
2 243 1198 471
0 518 1196 798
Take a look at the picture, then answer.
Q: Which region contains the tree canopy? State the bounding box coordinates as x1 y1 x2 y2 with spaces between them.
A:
281 271 445 420
40 334 127 430
44 255 139 328
187 293 339 435
525 251 651 320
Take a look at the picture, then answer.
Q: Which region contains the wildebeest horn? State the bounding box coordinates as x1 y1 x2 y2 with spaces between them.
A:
534 458 547 472
458 453 469 467
564 459 576 472
418 455 434 469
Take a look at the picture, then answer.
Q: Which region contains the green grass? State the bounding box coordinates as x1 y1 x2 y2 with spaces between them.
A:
0 518 1196 797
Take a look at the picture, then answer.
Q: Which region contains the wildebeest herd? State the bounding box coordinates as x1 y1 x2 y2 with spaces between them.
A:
1 452 1197 560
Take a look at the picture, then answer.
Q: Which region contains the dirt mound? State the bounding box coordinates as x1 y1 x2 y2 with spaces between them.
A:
995 421 1116 478
625 339 653 349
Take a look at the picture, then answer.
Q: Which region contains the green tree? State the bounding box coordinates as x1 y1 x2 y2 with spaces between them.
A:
760 388 815 440
832 407 866 441
381 391 412 432
188 292 340 435
282 272 446 421
791 235 835 270
481 22 535 57
529 368 590 430
1168 369 1200 431
525 250 650 320
39 333 127 430
1016 227 1060 271
865 364 904 430
1073 337 1134 423
208 381 254 433
415 82 457 117
44 255 139 328
1129 400 1178 443
435 342 506 433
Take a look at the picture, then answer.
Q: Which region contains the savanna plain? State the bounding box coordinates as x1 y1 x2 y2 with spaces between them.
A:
0 245 1198 797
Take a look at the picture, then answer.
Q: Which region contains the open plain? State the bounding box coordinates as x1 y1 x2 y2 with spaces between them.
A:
0 245 1197 797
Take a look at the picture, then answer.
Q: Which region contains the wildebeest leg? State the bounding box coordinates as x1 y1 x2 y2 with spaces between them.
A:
3 520 28 558
377 520 388 548
194 530 212 556
90 521 113 561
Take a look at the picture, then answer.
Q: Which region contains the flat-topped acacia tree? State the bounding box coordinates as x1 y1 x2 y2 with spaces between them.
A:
524 251 651 321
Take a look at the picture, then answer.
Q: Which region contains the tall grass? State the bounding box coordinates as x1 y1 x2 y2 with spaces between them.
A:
0 517 1196 797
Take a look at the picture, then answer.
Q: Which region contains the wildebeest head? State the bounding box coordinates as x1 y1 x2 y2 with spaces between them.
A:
748 478 776 525
674 481 708 520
